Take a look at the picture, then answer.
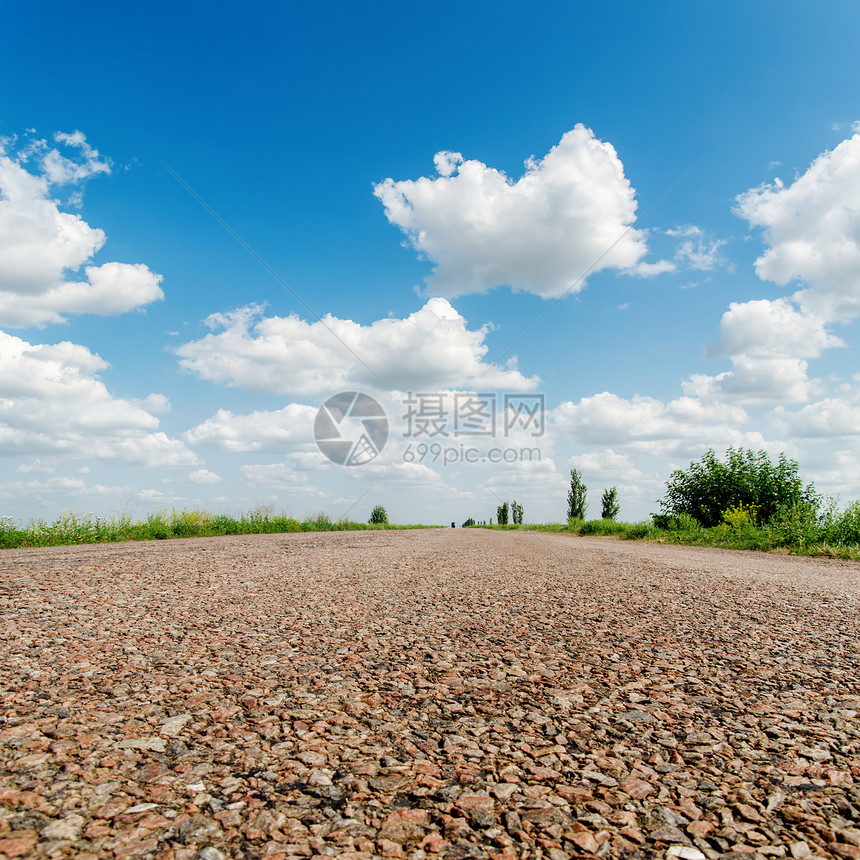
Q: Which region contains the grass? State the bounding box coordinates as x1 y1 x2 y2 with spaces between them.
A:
469 506 860 559
0 507 429 549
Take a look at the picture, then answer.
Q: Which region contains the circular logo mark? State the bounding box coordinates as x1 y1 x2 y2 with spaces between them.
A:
314 391 389 466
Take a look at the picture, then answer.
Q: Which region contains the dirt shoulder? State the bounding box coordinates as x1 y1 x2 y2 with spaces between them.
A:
1 529 858 859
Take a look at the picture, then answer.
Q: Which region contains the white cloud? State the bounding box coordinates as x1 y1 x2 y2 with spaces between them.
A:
189 469 222 484
240 461 326 493
667 225 726 271
41 131 111 186
553 392 759 457
0 330 197 466
773 396 860 439
686 298 843 406
735 131 860 321
15 459 56 474
568 449 644 481
685 357 816 406
0 134 163 326
176 298 537 395
373 124 668 298
705 298 841 360
184 404 318 452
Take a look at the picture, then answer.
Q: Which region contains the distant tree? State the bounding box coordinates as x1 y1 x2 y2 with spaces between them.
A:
601 487 620 520
511 500 524 525
657 448 818 527
462 517 476 527
496 502 509 525
369 505 389 525
567 469 587 520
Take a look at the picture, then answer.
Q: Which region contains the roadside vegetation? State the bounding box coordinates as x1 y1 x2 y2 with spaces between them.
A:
0 506 420 549
465 448 860 559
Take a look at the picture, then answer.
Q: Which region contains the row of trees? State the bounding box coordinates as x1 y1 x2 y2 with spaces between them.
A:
496 500 524 525
567 470 620 520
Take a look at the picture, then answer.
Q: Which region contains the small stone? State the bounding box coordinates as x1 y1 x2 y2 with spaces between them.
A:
0 837 36 858
735 803 765 823
45 705 71 718
41 815 84 841
160 714 192 736
789 843 812 859
685 732 715 745
839 830 860 849
650 826 691 845
377 837 406 858
667 847 707 860
619 777 656 799
569 831 599 854
618 710 658 724
194 849 227 860
652 807 687 828
125 803 159 814
117 736 167 752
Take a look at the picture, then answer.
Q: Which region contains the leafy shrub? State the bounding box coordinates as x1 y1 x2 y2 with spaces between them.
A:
579 518 626 536
462 517 476 527
766 501 821 548
658 448 818 527
623 521 661 540
653 512 702 533
302 513 334 531
820 500 860 545
369 505 389 525
722 503 760 531
212 514 244 535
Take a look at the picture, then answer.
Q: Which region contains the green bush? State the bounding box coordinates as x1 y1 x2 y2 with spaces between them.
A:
462 517 476 527
766 501 822 548
579 518 626 536
820 500 860 545
369 505 389 525
623 521 661 540
658 448 818 527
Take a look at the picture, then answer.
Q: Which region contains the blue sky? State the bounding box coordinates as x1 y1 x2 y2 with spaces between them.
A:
2 1 860 525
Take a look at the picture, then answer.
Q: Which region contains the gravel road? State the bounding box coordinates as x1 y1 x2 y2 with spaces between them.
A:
1 528 858 860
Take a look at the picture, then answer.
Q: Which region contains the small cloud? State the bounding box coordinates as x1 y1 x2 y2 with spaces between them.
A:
667 224 726 271
134 393 171 414
189 469 222 484
16 459 55 474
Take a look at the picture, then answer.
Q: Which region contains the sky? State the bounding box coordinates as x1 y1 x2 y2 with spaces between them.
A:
2 0 860 526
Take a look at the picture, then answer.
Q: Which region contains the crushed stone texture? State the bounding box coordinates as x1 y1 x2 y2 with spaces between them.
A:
1 528 859 860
